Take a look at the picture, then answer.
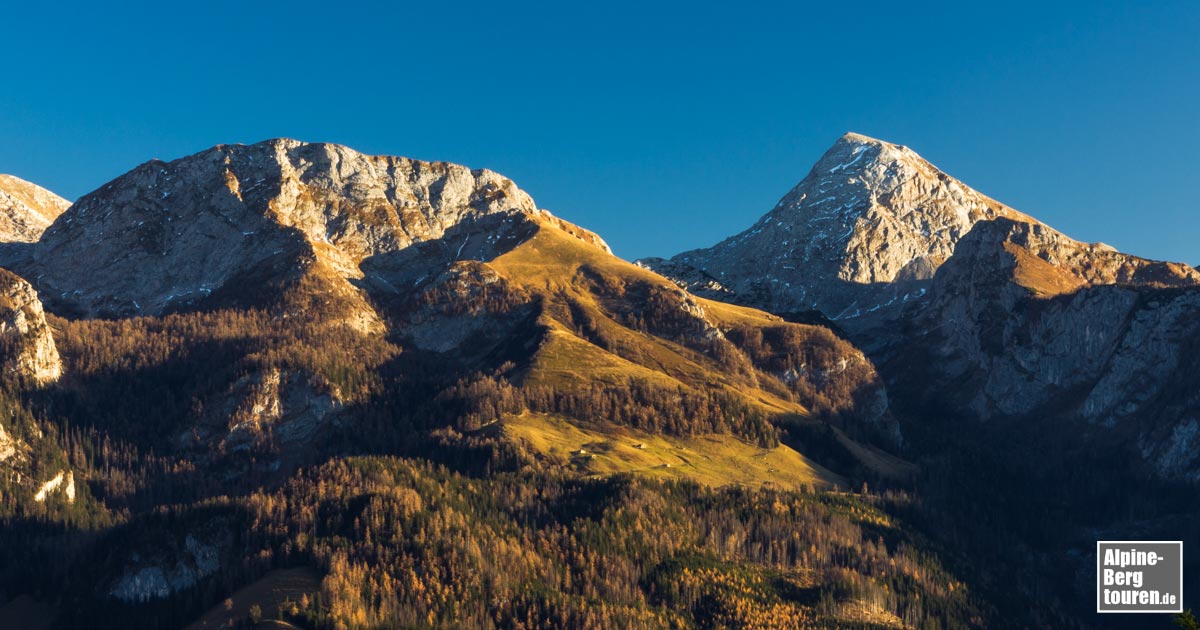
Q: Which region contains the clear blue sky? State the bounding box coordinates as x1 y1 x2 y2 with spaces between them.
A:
1 1 1196 263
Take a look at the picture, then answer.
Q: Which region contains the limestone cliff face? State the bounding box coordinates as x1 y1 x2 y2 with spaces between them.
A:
0 268 61 384
33 469 75 503
0 174 70 243
898 218 1200 480
24 138 542 317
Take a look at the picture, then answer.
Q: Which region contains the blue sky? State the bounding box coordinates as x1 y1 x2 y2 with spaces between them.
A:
1 1 1196 262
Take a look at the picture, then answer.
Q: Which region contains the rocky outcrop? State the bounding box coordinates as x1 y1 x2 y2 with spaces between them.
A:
0 268 62 384
109 534 222 602
931 218 1199 298
540 210 612 254
22 138 543 317
0 174 70 243
179 368 340 454
0 422 17 464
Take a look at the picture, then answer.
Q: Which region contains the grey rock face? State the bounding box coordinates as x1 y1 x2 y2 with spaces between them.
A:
109 534 222 602
0 174 70 243
0 268 62 383
179 368 340 453
903 218 1200 480
24 138 544 317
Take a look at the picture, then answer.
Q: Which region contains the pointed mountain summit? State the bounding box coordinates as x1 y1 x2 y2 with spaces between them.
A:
765 132 1036 286
0 174 71 243
644 132 1037 318
643 132 1198 320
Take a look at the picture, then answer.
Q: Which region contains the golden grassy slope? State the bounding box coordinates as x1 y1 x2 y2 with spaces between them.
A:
490 213 807 415
503 412 844 490
1003 242 1086 297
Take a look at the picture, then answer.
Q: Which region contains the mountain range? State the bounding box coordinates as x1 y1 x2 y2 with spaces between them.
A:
0 133 1195 630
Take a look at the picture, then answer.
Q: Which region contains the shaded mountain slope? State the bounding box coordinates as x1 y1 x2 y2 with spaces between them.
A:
888 216 1200 481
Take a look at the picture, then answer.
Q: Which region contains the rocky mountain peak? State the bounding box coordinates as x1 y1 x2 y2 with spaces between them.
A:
645 132 1038 317
645 132 1197 322
19 139 552 317
810 131 919 177
0 174 71 243
773 130 1029 282
57 137 539 256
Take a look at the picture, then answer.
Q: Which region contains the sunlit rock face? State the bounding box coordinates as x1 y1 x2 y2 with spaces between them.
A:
0 268 61 384
22 138 543 318
0 174 70 243
644 132 1038 319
